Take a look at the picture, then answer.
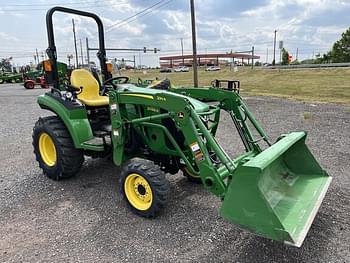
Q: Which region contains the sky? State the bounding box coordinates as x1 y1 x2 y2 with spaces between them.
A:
0 0 349 67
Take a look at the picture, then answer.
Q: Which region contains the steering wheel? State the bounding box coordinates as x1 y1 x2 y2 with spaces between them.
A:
102 76 130 94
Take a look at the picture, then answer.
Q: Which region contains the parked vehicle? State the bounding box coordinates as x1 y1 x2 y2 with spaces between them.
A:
174 66 189 72
206 66 221 71
160 67 172 73
24 76 48 89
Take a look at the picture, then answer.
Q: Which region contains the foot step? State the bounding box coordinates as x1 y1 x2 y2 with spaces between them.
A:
94 130 110 137
84 137 104 146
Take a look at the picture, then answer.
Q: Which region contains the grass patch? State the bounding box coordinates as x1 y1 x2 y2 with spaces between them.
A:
122 67 350 105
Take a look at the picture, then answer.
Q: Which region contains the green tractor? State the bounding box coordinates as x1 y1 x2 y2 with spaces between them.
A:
33 7 331 247
0 71 22 84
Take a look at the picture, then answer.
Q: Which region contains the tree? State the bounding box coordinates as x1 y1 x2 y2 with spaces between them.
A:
281 48 289 65
0 58 12 72
330 28 350 63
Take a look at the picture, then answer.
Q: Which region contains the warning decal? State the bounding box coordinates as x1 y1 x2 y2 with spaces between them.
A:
190 142 204 162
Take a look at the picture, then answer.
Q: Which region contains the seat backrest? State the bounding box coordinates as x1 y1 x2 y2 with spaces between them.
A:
70 69 100 100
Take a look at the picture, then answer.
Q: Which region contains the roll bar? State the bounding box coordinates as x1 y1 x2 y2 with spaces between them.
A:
46 6 111 90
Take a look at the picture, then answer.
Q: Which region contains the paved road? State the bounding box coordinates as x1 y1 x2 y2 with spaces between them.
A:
0 84 349 262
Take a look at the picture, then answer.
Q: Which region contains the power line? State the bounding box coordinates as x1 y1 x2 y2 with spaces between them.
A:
105 0 173 32
107 0 174 32
0 1 126 12
0 0 113 7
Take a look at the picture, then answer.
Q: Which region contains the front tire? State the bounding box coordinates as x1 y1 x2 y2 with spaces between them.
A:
32 116 84 180
120 159 170 217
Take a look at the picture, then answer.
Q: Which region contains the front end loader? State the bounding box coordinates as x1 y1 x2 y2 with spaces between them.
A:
32 6 331 247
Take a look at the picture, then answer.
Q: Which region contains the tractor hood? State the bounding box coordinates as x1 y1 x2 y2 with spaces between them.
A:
117 84 210 113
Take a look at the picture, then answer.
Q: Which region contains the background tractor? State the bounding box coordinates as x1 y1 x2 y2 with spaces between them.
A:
0 71 22 84
23 61 67 89
32 6 332 247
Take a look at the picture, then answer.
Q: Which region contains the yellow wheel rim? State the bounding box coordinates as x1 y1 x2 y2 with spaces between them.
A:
124 173 153 211
38 132 57 166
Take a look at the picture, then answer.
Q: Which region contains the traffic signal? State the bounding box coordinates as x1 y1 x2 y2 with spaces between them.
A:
143 47 147 53
154 48 157 53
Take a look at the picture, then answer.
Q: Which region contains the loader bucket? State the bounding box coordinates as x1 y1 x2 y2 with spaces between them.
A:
220 132 331 247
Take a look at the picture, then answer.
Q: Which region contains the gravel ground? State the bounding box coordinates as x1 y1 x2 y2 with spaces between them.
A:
0 84 349 263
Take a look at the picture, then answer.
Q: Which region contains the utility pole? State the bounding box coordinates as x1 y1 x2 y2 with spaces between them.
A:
266 48 268 63
133 55 136 70
190 0 198 87
273 29 277 65
72 18 78 68
251 46 255 69
280 47 282 65
33 52 37 65
139 52 141 68
296 47 299 61
35 48 39 64
79 39 84 66
86 37 90 65
180 38 184 66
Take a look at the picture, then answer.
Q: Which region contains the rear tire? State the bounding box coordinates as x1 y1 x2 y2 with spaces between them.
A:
24 81 34 89
120 158 169 217
32 116 84 180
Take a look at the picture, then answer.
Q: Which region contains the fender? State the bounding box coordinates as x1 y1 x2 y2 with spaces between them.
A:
37 93 94 148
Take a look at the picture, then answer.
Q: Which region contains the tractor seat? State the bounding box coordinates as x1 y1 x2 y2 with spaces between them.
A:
70 69 109 107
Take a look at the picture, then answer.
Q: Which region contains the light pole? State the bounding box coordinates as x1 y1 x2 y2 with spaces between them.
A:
190 0 198 87
273 30 277 65
72 19 78 67
180 38 184 66
79 38 84 66
251 46 255 69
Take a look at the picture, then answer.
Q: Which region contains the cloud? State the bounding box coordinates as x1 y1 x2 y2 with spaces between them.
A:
10 12 24 17
0 32 19 42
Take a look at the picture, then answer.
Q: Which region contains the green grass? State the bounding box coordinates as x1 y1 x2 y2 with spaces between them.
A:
121 67 350 105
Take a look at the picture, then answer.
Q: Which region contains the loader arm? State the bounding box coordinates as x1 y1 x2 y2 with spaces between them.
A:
169 86 272 152
108 85 331 247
